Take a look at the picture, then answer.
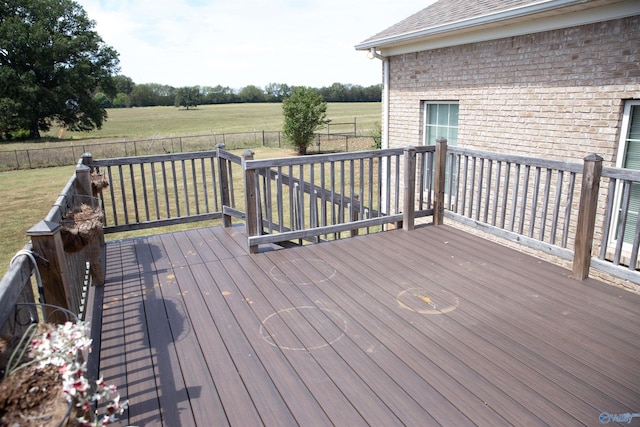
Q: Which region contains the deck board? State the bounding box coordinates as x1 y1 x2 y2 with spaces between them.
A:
92 224 640 426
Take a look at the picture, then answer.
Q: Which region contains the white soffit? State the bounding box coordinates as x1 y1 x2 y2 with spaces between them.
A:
372 0 640 57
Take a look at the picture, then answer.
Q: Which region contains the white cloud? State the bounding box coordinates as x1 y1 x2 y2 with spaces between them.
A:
77 0 433 88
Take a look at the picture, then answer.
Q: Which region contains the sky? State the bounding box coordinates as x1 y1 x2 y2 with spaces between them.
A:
74 0 433 89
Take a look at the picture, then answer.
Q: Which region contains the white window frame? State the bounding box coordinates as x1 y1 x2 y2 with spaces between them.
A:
610 99 640 250
422 101 459 147
422 102 459 202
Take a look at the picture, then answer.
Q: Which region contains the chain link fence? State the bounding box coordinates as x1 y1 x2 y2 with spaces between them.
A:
0 132 377 171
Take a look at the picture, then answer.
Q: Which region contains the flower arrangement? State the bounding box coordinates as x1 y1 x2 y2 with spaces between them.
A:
4 321 127 426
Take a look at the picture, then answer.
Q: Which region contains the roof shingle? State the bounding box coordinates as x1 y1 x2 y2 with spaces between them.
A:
359 0 559 45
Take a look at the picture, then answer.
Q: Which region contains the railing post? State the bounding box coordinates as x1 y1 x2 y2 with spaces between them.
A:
217 143 232 227
76 163 92 199
76 162 105 286
80 152 94 194
403 147 416 231
434 137 448 225
81 152 92 166
27 221 73 323
242 150 259 254
573 153 603 280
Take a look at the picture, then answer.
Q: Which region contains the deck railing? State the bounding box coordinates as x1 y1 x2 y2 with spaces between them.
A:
3 140 640 330
0 243 39 334
241 145 437 252
440 144 640 285
442 145 584 260
0 158 99 329
88 144 244 233
594 165 640 283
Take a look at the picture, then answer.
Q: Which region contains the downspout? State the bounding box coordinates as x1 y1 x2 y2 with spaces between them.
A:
368 48 389 149
368 48 391 219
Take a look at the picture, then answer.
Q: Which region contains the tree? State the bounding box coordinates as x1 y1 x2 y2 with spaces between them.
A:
265 83 290 102
93 92 112 108
0 0 120 139
238 85 266 103
201 85 237 104
282 87 328 155
112 75 134 95
175 86 201 109
112 92 130 108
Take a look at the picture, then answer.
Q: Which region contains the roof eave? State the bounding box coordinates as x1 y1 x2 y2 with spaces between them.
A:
354 0 634 51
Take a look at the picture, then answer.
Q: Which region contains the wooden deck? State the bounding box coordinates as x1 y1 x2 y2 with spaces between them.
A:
89 224 640 426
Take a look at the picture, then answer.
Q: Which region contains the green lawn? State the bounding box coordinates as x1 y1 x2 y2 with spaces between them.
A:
0 102 381 277
0 146 296 277
0 166 75 277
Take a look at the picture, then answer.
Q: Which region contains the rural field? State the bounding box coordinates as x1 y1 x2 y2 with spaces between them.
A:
4 102 381 149
0 102 381 277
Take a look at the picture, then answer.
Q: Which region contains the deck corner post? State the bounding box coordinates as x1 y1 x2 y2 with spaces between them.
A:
242 150 259 254
434 137 448 226
75 164 92 197
403 147 416 231
572 153 603 280
80 152 92 166
27 220 73 322
217 143 232 227
75 163 106 286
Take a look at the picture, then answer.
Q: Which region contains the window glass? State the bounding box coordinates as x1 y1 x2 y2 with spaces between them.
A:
423 102 459 196
424 102 459 146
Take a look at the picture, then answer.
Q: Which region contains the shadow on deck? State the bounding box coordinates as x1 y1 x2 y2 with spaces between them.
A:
88 224 640 426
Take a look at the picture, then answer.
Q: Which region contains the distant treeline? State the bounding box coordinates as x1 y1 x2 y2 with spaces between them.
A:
96 75 382 108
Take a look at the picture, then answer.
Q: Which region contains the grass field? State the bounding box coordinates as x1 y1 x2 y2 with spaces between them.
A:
0 102 381 150
0 102 381 277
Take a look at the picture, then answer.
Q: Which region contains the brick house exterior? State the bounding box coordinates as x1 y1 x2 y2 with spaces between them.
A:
355 0 640 166
355 1 640 286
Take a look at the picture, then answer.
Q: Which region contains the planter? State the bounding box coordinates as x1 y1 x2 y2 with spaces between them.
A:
60 195 104 253
0 309 126 426
90 173 109 195
0 323 75 426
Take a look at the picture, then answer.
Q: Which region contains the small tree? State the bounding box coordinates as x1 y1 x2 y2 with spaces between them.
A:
282 87 328 155
174 86 201 109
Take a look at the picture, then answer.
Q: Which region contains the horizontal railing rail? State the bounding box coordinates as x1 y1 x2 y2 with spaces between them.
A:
242 145 437 252
0 243 39 335
443 145 584 261
593 165 640 283
88 145 244 233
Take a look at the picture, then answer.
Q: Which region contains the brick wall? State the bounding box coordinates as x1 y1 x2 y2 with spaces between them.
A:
387 15 640 165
